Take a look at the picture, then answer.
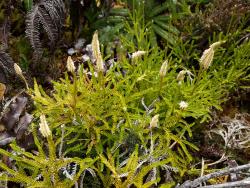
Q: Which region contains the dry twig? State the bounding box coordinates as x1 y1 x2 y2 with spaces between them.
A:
176 163 250 188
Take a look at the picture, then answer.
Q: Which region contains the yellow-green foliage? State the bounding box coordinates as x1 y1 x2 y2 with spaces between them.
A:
27 37 250 186
28 43 234 186
1 39 250 188
0 1 249 187
0 128 95 188
1 4 250 186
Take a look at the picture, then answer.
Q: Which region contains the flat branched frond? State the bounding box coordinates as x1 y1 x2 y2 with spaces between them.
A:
0 51 14 76
25 0 65 61
0 137 94 187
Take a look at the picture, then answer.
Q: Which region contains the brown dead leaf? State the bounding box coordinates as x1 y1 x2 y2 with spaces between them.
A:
0 82 6 100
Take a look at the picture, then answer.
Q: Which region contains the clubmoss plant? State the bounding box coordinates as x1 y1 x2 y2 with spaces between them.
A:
28 29 243 186
0 126 95 188
0 4 249 186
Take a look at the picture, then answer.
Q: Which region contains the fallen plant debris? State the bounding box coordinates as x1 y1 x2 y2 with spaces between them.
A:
0 95 33 148
209 113 250 149
176 163 250 188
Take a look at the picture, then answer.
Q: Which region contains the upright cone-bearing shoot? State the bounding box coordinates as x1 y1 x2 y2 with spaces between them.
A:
159 60 168 78
66 56 76 73
39 114 51 137
91 31 104 73
200 41 226 70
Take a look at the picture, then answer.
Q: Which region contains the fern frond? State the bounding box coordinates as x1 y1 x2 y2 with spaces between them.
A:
38 3 59 46
25 5 43 60
25 0 65 61
0 51 14 77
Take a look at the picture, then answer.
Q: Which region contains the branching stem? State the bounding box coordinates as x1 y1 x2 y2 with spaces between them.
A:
177 163 250 188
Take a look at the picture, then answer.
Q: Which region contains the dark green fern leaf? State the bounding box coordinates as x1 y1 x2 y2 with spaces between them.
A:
25 0 65 61
0 51 14 77
26 5 43 60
